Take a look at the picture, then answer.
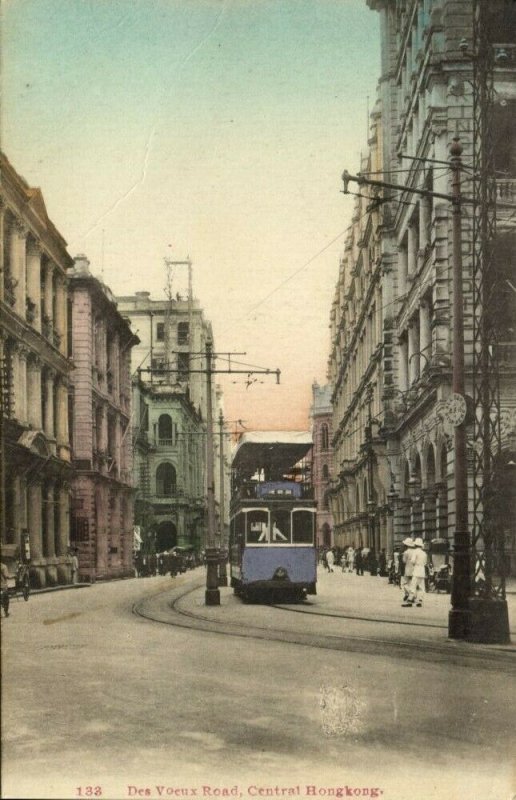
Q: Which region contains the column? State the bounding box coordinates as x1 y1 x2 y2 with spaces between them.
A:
54 273 66 354
44 481 56 558
28 480 45 587
43 262 54 338
419 196 431 252
26 239 42 331
398 243 408 297
56 485 71 584
27 355 43 429
44 369 55 440
16 347 29 425
55 378 69 449
12 220 28 317
407 223 417 278
420 301 431 372
408 319 420 384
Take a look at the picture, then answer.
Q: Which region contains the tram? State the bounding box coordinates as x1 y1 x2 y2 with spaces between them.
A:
229 431 317 603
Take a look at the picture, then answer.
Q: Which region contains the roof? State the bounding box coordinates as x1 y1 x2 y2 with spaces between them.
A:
232 431 312 478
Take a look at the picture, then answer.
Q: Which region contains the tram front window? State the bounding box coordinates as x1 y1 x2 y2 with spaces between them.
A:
292 510 315 544
246 510 269 544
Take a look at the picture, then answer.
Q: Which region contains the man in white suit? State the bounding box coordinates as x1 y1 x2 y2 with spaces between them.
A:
410 538 428 607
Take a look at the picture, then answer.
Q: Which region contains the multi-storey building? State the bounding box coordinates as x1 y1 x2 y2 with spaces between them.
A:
330 1 516 572
67 255 138 580
310 382 334 548
0 152 74 587
118 289 221 554
328 103 390 554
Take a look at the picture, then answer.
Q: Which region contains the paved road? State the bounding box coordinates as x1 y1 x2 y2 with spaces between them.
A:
2 569 515 800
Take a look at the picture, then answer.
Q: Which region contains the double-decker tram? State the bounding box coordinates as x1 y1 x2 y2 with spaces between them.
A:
229 431 317 603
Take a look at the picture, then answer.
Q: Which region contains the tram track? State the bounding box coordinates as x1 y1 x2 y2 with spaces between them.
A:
132 579 516 673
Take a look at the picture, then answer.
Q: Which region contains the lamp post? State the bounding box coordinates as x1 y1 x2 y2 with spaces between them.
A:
204 339 220 606
446 138 473 638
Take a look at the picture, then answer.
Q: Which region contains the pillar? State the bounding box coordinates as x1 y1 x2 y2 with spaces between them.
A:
44 370 55 440
420 301 431 372
398 244 408 297
419 196 431 252
28 480 45 587
11 220 27 318
407 223 418 278
43 262 54 337
408 319 420 384
26 239 42 331
54 273 67 354
27 355 43 429
56 485 71 584
56 378 69 448
17 347 29 425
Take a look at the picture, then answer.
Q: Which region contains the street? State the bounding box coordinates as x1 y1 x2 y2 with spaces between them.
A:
2 567 515 800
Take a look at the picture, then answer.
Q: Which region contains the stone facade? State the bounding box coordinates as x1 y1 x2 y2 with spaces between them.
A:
0 152 74 587
329 0 516 569
68 255 138 580
117 291 222 555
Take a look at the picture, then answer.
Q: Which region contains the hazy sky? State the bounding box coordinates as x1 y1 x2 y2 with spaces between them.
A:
2 0 380 431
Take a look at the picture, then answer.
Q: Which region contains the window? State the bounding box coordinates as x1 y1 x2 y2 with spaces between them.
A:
156 322 165 342
271 509 291 544
178 353 189 380
156 463 176 496
292 510 315 544
246 509 269 544
322 464 329 480
321 424 329 450
158 414 173 443
178 322 189 345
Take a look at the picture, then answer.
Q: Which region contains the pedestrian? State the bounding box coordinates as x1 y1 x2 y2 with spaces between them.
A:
1 561 10 617
355 547 364 576
346 546 355 573
326 548 335 572
409 538 428 607
401 538 416 606
379 548 387 577
369 550 378 576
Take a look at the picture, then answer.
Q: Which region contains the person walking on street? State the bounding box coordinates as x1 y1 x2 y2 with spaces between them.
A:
401 538 415 606
355 547 364 576
326 548 335 572
409 538 428 607
346 546 355 573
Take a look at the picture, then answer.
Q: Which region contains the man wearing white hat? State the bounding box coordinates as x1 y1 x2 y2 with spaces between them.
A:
409 538 428 607
400 538 415 606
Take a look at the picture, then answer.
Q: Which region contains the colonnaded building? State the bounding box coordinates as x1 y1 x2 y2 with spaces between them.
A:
0 152 74 587
328 0 516 576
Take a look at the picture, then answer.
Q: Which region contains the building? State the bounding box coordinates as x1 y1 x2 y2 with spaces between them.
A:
117 287 221 555
67 255 139 580
0 152 74 587
329 1 516 575
328 102 390 555
309 382 334 548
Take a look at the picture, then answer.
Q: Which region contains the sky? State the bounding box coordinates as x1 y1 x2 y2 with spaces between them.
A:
1 0 380 431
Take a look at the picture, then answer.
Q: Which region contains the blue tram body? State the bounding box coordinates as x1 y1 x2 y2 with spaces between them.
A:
229 432 317 602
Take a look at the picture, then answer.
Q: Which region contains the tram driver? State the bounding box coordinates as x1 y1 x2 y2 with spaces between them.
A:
272 521 288 542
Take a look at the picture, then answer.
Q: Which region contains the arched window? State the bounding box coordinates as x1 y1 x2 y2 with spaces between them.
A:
321 424 329 450
158 414 173 444
322 464 329 480
156 463 176 496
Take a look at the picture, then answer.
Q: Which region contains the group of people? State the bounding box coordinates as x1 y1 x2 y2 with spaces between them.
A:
320 538 429 608
321 545 388 577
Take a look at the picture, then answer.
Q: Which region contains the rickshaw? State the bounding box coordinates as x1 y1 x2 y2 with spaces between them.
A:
1 544 30 614
428 538 452 593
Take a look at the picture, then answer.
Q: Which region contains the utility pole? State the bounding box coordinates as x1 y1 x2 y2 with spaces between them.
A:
218 410 228 587
204 340 219 605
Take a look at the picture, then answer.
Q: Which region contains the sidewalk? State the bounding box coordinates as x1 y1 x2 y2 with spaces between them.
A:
303 565 516 649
